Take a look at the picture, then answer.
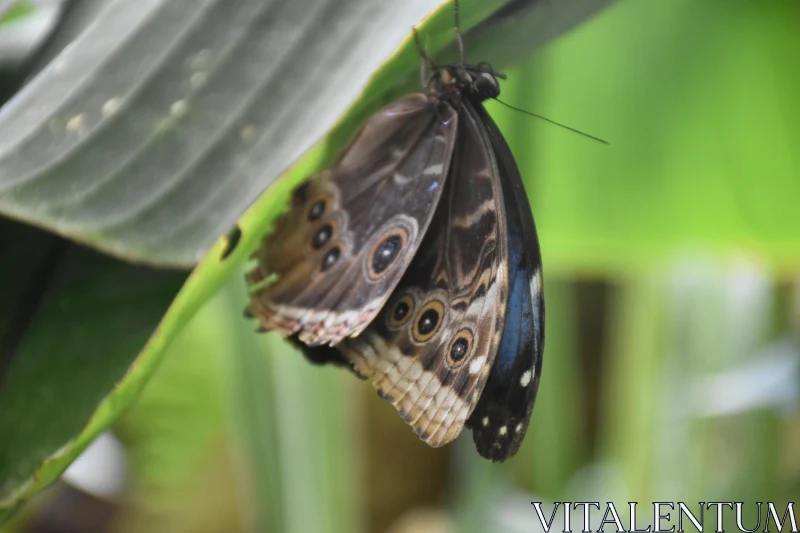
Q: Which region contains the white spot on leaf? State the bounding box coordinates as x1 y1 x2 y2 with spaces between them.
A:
170 100 189 117
188 49 212 70
66 114 85 133
190 71 207 89
240 125 256 142
101 97 122 117
53 59 68 74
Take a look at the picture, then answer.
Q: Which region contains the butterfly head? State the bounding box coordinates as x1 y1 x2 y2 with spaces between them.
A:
428 62 506 103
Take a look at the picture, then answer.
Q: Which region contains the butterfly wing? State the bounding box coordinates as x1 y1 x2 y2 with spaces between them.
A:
340 97 509 448
247 94 458 345
466 104 545 462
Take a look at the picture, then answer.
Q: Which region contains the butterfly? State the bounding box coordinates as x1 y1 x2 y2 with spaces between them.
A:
245 1 544 462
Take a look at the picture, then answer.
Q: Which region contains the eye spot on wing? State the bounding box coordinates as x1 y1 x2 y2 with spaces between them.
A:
451 338 468 360
412 300 444 343
446 329 474 368
312 223 334 249
387 294 415 330
417 310 439 335
367 228 408 279
307 198 327 221
320 246 341 272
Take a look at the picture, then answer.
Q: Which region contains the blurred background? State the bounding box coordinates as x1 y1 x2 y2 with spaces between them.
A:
1 0 799 532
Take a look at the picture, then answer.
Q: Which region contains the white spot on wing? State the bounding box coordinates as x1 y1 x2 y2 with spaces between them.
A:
392 172 412 184
515 422 523 433
468 355 486 375
481 416 489 427
530 267 542 297
520 369 532 387
499 425 507 436
423 163 443 176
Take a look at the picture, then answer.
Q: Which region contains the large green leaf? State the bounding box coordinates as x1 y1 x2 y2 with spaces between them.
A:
0 219 186 517
0 0 446 266
0 0 467 266
0 0 613 267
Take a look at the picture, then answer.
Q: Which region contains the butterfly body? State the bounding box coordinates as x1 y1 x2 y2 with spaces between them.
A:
247 36 544 463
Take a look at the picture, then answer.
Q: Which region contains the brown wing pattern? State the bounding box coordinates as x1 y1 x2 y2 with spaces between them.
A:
247 95 458 345
340 101 509 447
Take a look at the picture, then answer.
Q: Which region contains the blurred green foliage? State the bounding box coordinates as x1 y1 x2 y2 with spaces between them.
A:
492 0 800 275
0 2 35 27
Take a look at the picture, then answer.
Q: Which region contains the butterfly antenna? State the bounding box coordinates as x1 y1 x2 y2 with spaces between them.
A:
494 98 609 145
454 0 466 64
413 27 432 86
